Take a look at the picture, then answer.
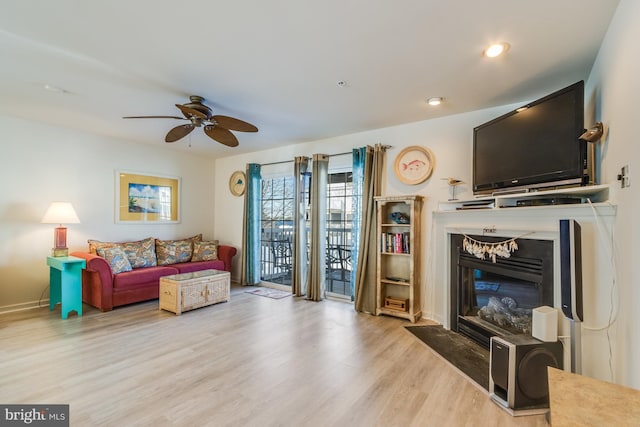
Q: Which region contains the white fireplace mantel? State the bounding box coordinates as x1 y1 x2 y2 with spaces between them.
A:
427 198 616 380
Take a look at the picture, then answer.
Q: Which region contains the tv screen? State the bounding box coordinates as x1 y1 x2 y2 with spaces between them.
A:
473 81 587 195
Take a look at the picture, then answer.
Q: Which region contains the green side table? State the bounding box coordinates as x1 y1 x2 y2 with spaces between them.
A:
47 256 86 319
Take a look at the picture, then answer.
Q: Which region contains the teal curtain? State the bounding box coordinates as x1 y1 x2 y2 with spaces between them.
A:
292 156 310 296
350 147 366 300
241 163 262 286
306 154 328 301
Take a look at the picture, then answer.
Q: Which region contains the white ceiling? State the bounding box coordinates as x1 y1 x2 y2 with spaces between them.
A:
0 1 620 158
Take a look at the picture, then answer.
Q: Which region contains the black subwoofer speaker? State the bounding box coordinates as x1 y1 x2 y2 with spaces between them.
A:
489 335 563 411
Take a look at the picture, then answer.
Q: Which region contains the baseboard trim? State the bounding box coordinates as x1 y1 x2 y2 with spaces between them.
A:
0 299 49 315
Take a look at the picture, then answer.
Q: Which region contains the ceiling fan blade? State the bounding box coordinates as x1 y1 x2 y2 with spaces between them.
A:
176 104 207 120
165 124 195 143
123 115 186 120
204 125 239 147
212 115 258 132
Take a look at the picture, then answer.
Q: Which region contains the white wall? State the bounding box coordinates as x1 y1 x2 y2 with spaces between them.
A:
213 105 521 283
584 0 640 388
0 116 216 311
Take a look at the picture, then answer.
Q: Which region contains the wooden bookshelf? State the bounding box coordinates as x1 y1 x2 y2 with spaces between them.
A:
375 195 423 322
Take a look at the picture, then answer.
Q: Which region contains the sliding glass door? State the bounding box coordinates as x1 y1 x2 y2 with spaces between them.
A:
325 172 353 299
260 175 294 287
258 169 354 299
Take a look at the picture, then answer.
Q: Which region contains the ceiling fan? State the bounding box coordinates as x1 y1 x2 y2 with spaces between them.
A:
123 95 258 147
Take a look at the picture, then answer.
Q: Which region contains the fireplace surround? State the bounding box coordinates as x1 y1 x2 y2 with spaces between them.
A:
450 234 554 348
431 192 616 380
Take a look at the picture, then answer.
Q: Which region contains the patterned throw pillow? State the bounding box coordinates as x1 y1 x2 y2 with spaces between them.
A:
189 234 203 242
97 247 133 274
191 240 219 262
89 237 156 269
119 237 156 268
88 239 115 255
156 238 195 265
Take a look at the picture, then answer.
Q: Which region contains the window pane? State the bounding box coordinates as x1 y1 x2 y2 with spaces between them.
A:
326 171 353 298
260 175 295 287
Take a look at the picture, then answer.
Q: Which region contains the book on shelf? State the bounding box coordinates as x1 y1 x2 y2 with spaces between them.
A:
380 232 410 254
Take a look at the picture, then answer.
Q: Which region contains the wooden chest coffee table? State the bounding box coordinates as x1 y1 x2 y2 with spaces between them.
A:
159 269 230 315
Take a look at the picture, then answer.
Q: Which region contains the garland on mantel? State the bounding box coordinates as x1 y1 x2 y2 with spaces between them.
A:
462 235 521 263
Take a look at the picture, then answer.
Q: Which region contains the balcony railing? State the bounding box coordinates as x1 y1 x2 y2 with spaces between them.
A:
260 227 352 296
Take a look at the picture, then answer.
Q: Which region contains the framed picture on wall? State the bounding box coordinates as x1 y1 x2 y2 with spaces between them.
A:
115 171 181 223
393 146 435 185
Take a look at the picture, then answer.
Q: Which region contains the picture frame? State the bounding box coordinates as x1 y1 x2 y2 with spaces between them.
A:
393 146 435 185
116 171 181 223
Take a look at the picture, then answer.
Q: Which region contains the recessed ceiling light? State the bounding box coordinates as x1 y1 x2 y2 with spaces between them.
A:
337 80 347 87
44 84 68 93
426 97 443 106
483 42 510 58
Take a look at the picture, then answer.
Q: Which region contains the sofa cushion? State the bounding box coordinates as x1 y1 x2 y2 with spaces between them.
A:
88 239 116 255
155 234 202 265
97 247 132 274
112 266 179 290
156 240 193 265
174 260 225 274
191 240 219 262
89 237 157 269
121 237 157 268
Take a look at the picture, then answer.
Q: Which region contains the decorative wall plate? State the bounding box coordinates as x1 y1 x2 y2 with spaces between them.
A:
229 170 246 196
393 146 435 185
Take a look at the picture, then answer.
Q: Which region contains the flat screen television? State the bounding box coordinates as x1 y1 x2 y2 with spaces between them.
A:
473 81 587 195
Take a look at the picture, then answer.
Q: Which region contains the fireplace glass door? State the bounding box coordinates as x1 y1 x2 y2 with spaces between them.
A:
451 234 554 348
460 267 540 336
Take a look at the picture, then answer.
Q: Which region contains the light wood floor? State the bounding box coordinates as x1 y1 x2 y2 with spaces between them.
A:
0 286 549 426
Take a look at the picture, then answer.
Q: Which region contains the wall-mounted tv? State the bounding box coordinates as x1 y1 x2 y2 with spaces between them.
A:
473 81 587 195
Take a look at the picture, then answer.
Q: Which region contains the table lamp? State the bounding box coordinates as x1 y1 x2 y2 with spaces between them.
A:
41 202 80 257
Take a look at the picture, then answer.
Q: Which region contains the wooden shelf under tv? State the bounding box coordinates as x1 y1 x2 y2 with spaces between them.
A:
437 184 610 212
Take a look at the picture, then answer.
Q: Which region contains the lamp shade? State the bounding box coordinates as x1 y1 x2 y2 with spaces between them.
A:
41 202 80 224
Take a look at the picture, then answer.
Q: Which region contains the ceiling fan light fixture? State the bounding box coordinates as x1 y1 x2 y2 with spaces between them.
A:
123 95 258 147
483 42 510 58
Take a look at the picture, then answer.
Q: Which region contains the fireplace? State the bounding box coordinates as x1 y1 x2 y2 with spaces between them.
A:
450 234 554 348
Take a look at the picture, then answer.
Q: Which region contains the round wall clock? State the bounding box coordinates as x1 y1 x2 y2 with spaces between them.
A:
394 146 435 185
229 170 246 196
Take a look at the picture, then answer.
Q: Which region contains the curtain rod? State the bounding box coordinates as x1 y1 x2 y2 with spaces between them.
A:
329 151 351 157
260 159 294 167
259 145 392 166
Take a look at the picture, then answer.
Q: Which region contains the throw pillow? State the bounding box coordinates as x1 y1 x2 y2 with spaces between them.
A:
191 240 219 262
119 237 157 268
156 239 194 265
88 239 115 255
89 237 156 268
97 247 133 274
155 234 203 265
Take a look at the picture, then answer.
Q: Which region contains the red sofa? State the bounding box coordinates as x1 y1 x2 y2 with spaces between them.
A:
71 245 236 312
